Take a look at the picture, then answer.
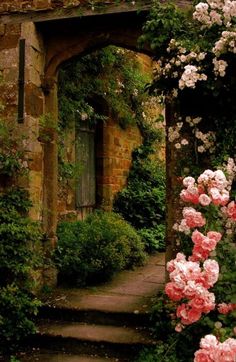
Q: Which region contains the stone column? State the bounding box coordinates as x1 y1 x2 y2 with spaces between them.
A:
41 75 58 245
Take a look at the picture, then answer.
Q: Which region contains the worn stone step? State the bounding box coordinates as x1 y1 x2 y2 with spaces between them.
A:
28 321 155 360
19 350 120 362
38 306 150 327
38 320 154 345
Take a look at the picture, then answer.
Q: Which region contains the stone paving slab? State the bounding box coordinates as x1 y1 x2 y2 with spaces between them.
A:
45 253 165 314
38 321 154 345
19 351 119 362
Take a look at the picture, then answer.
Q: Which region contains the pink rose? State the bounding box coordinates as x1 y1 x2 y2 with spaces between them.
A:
203 259 219 287
214 342 236 362
218 303 236 314
206 231 222 243
175 323 183 332
226 201 236 221
192 230 205 244
165 282 184 301
199 193 211 206
194 350 214 362
180 187 199 204
201 237 217 251
191 248 210 262
183 207 206 228
197 170 215 185
200 334 218 350
209 187 222 205
183 176 196 188
176 303 202 325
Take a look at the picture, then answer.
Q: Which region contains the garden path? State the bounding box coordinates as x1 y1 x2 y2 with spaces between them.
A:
20 253 165 362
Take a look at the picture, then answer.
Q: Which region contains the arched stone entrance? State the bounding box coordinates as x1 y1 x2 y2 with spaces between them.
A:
0 2 182 284
36 10 153 244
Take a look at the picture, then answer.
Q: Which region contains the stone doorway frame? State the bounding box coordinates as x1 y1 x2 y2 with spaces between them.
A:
0 5 181 284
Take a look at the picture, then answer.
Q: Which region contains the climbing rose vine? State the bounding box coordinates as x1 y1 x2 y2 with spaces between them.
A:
165 162 236 361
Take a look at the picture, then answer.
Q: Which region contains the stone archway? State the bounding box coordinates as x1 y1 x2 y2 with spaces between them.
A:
0 2 183 284
38 10 153 245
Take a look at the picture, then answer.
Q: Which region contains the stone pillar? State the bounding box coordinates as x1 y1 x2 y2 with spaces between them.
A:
21 22 45 222
41 76 58 245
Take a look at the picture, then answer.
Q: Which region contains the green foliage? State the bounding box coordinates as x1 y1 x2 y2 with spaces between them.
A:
139 1 191 53
113 121 166 252
214 238 236 305
0 284 40 351
58 45 151 130
0 187 32 214
141 1 236 165
0 189 43 353
0 120 28 178
55 211 147 286
138 224 165 253
0 208 42 288
136 291 210 362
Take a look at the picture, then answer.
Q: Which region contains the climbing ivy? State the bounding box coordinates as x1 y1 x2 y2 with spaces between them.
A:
57 45 160 187
58 45 151 130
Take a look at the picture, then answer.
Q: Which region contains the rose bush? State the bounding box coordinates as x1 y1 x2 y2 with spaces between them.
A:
165 163 236 361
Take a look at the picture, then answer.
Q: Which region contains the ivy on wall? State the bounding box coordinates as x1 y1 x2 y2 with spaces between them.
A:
57 45 159 184
58 45 151 130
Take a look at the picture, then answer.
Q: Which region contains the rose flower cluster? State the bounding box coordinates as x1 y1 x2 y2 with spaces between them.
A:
194 334 236 362
165 253 218 325
165 166 236 359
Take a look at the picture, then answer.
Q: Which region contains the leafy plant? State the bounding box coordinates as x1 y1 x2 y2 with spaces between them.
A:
58 46 151 130
0 120 28 178
113 121 166 252
0 187 32 214
0 189 43 353
138 224 165 254
54 210 147 286
0 284 40 352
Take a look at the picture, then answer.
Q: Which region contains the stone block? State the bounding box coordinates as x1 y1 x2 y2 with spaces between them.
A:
28 152 43 172
33 0 51 8
0 48 18 69
25 66 42 87
6 24 21 36
25 82 44 117
0 24 5 36
22 23 44 54
3 67 18 82
0 82 17 105
25 45 44 72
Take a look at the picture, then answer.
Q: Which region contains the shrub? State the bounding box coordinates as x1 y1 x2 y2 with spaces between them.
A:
114 160 165 230
0 284 40 351
55 211 147 286
0 189 43 353
138 224 165 254
113 133 166 253
0 203 42 289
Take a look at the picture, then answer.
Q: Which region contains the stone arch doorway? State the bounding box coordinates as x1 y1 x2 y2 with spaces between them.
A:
37 10 153 245
0 3 182 284
53 44 154 223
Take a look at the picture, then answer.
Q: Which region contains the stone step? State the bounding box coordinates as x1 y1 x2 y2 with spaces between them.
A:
38 320 154 345
38 305 150 327
19 350 120 362
27 320 155 360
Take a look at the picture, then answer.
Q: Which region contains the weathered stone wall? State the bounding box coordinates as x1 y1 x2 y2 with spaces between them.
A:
0 0 80 13
0 0 143 14
98 118 142 210
57 117 143 219
0 22 45 221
